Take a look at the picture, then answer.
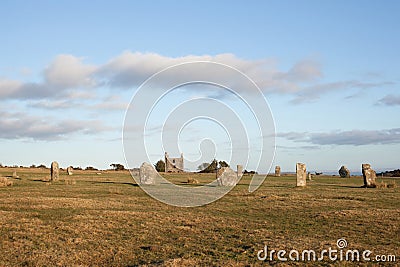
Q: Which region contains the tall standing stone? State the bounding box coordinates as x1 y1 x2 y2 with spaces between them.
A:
275 166 281 177
217 167 238 186
308 172 312 181
296 163 307 187
237 165 243 178
339 166 350 178
12 170 18 178
50 161 59 181
66 166 73 176
362 164 377 188
139 162 157 185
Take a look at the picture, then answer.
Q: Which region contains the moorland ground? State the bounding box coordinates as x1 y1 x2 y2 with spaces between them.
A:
0 167 399 266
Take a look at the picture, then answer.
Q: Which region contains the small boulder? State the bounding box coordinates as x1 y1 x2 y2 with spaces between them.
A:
0 177 13 186
187 177 199 184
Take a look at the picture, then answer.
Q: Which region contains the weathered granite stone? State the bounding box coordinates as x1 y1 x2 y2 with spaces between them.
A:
296 163 307 187
308 172 312 181
139 162 157 185
12 170 18 178
0 177 13 186
217 167 238 186
50 161 59 181
66 166 73 176
362 164 377 188
275 166 281 177
339 166 350 178
187 177 199 184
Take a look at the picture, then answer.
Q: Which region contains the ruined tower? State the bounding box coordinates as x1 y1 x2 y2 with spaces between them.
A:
164 152 184 173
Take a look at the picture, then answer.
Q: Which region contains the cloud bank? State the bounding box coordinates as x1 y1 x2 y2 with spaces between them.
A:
377 94 400 106
0 111 110 140
0 52 333 102
278 128 400 146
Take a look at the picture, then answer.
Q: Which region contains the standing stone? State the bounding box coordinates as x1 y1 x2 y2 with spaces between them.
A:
339 166 350 178
275 166 281 177
139 162 157 185
217 167 238 186
237 165 243 178
308 172 312 181
362 164 377 188
66 166 73 176
296 163 307 187
12 170 18 178
50 161 59 181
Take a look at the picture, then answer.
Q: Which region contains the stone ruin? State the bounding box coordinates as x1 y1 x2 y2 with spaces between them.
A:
275 166 281 177
50 161 59 181
164 152 184 173
296 163 307 187
66 166 73 176
139 162 157 185
339 165 350 178
362 163 377 188
217 167 238 186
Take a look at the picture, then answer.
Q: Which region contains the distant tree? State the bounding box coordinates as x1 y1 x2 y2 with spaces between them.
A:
0 163 3 168
197 162 210 171
30 164 36 168
37 164 47 169
110 163 125 171
243 170 258 175
154 160 165 172
219 161 229 168
73 166 83 170
199 159 218 173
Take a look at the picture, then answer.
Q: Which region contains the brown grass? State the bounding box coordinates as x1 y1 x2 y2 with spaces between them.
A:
0 167 399 266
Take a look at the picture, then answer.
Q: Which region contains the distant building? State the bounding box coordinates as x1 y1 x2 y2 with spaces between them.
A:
165 152 184 173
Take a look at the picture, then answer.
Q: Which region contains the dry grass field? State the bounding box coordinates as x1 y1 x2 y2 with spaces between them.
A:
0 167 399 266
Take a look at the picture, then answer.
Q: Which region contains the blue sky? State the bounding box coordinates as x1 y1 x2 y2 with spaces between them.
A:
0 1 399 173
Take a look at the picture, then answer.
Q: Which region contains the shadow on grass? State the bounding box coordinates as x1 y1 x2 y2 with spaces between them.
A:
31 179 50 183
312 182 363 188
91 181 139 187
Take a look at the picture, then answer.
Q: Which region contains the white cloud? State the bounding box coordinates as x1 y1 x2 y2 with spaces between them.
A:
0 55 96 100
96 51 283 90
290 80 395 104
29 100 78 110
0 111 111 140
90 95 129 111
44 54 96 89
0 79 22 98
0 51 395 105
278 128 400 146
377 94 400 106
